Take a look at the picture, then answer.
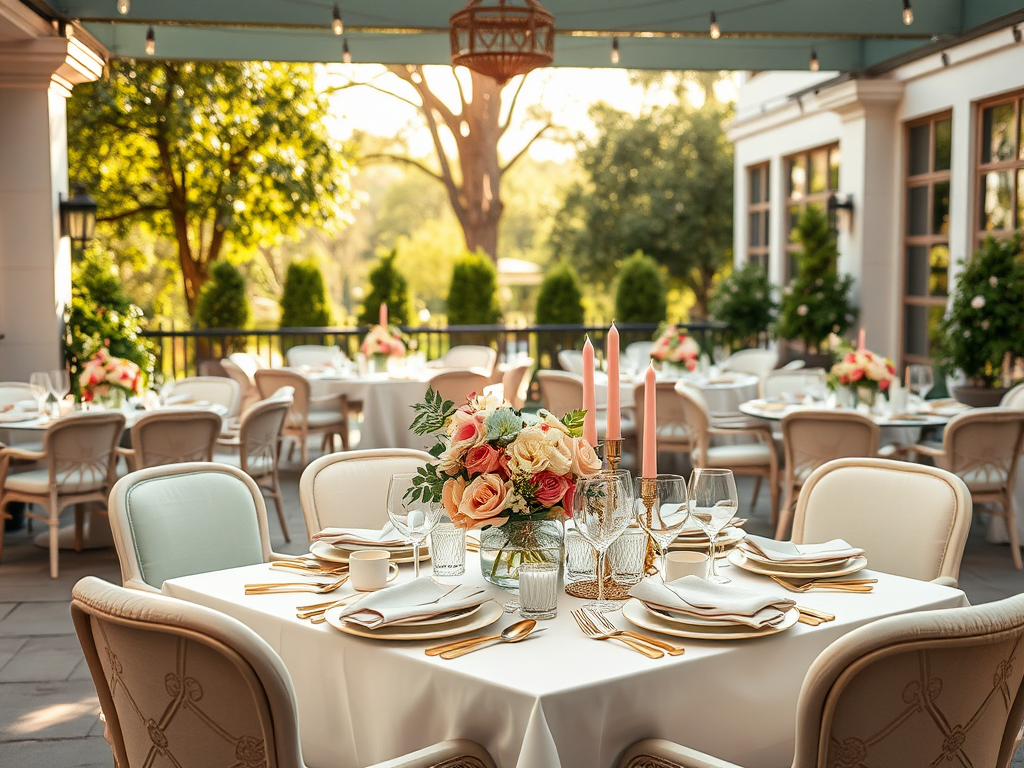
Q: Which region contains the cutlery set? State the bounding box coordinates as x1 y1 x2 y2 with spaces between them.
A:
769 575 876 593
795 605 836 626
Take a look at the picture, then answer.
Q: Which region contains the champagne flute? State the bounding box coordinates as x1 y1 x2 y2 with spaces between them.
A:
574 471 635 611
28 372 51 416
48 369 70 416
909 364 934 401
387 473 442 579
630 474 689 582
688 468 739 584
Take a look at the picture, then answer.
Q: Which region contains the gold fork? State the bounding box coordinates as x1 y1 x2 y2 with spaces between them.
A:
245 575 349 595
586 609 686 656
571 609 664 658
769 575 873 593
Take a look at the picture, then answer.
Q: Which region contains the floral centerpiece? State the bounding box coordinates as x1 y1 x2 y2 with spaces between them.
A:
361 324 407 372
650 325 700 373
826 335 896 407
78 348 142 407
408 389 602 588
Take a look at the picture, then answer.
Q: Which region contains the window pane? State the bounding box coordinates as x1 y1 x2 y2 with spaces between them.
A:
764 210 770 245
789 157 806 199
809 149 828 193
929 245 949 297
905 246 930 297
932 180 950 235
749 167 763 204
828 147 840 190
934 118 951 171
981 171 1013 230
909 124 930 176
749 212 762 247
1019 170 1024 226
904 305 943 358
982 103 1015 164
789 205 802 241
907 185 929 236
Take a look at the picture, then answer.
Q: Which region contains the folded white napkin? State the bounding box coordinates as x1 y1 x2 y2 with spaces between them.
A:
336 579 488 629
630 576 795 629
163 393 194 405
311 523 409 549
740 534 864 564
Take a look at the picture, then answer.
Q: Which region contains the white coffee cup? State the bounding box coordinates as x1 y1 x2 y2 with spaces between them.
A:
349 550 391 591
664 551 709 582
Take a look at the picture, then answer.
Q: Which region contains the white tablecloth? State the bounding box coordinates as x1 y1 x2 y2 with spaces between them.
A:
163 559 966 768
597 373 758 418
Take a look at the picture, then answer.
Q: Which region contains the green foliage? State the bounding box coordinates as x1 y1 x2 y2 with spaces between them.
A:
280 259 332 327
535 262 585 325
359 250 413 326
776 206 857 351
559 409 586 438
615 252 667 324
197 261 251 330
447 251 502 325
708 262 778 349
551 93 734 316
410 388 458 436
64 250 155 399
936 233 1024 386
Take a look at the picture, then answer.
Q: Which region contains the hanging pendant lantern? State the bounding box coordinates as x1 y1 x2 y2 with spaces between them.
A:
449 0 555 86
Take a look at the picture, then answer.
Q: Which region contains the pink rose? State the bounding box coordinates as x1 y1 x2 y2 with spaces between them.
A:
441 477 467 519
457 474 510 523
464 443 501 475
562 480 576 516
879 378 891 392
570 437 602 476
533 469 571 508
849 368 864 382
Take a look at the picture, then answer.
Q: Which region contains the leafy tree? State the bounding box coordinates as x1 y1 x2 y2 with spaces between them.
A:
551 89 733 317
615 252 667 324
776 206 857 352
708 262 778 349
359 250 413 326
68 60 353 315
64 250 155 398
280 259 332 328
535 262 585 325
447 251 502 325
197 261 251 330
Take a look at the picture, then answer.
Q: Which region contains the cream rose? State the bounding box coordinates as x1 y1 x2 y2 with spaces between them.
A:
542 429 573 476
441 477 467 519
507 428 554 475
538 412 571 435
570 437 602 476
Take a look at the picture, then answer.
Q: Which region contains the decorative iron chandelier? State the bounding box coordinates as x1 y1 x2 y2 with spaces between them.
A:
449 0 555 86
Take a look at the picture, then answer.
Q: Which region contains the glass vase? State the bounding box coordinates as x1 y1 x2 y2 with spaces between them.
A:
479 518 564 590
93 387 126 411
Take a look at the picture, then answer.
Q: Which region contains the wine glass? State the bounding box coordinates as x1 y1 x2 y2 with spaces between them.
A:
48 369 70 416
688 468 739 584
574 471 635 611
28 372 51 416
908 364 934 401
630 474 689 583
387 473 442 579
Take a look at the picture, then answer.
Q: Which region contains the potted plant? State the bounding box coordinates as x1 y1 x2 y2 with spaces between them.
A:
936 233 1024 406
776 206 857 368
707 261 777 351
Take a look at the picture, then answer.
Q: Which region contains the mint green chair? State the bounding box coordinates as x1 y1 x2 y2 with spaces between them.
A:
107 463 279 592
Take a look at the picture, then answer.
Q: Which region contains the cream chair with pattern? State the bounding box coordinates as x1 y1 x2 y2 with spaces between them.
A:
72 576 497 768
791 457 972 587
428 370 492 407
117 409 222 472
618 592 1024 768
168 376 242 419
501 357 534 410
254 369 348 466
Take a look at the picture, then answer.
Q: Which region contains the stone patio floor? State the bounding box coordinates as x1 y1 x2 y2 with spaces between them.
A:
0 448 1022 766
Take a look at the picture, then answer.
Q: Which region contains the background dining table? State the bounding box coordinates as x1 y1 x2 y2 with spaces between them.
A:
162 556 967 768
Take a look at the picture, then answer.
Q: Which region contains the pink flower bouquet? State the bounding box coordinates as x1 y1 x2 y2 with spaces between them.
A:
650 325 701 371
78 348 142 403
360 324 407 359
828 342 896 396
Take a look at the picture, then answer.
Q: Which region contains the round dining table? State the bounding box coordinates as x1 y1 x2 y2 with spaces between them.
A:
737 398 956 429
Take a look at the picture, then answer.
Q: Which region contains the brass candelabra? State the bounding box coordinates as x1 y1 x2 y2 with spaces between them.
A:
601 438 623 473
639 476 660 576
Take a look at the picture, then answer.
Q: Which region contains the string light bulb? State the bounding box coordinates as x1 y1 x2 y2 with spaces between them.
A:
145 26 155 55
902 0 914 25
332 4 344 36
342 38 352 64
809 48 819 71
709 12 720 39
117 0 130 14
611 36 620 64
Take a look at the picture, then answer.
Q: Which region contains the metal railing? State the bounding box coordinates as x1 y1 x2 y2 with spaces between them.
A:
141 322 732 380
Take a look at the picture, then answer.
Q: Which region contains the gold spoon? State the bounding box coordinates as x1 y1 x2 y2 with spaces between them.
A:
435 620 543 660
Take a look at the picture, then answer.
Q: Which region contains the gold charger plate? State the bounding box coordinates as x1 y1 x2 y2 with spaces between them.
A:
324 600 503 641
309 540 430 565
727 549 868 579
622 599 799 640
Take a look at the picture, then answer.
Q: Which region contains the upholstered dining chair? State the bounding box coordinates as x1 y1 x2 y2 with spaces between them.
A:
71 576 497 768
672 383 779 521
719 348 778 378
791 458 972 587
427 345 498 375
624 342 655 376
905 408 1024 570
1001 382 1024 410
221 357 260 413
285 344 346 369
758 369 827 399
168 376 242 419
299 448 433 537
228 351 266 376
107 463 279 592
501 357 534 410
617 591 1024 768
216 390 293 542
776 410 880 539
118 410 222 472
0 381 33 406
428 370 492 406
0 411 125 578
254 369 348 466
557 349 585 375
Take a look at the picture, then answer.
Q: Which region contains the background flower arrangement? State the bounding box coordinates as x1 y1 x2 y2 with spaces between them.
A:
361 324 407 359
78 348 143 403
826 335 896 398
650 324 701 371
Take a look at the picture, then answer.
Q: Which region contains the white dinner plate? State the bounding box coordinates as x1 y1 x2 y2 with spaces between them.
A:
0 411 39 423
325 600 503 641
727 549 868 579
736 547 857 570
670 526 745 551
310 540 430 565
639 603 757 628
623 599 798 640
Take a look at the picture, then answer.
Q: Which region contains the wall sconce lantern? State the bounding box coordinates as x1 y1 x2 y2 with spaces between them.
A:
60 185 98 244
827 192 854 232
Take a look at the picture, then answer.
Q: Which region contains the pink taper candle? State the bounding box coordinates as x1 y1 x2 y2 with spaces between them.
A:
642 363 657 478
857 328 865 352
379 303 388 327
582 337 597 446
606 324 621 440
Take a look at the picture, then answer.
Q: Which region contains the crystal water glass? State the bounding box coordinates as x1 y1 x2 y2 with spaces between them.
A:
573 471 634 611
688 468 739 584
631 474 689 582
518 563 559 620
430 522 466 578
386 473 442 579
609 527 647 586
48 370 70 416
28 372 50 415
565 528 597 583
